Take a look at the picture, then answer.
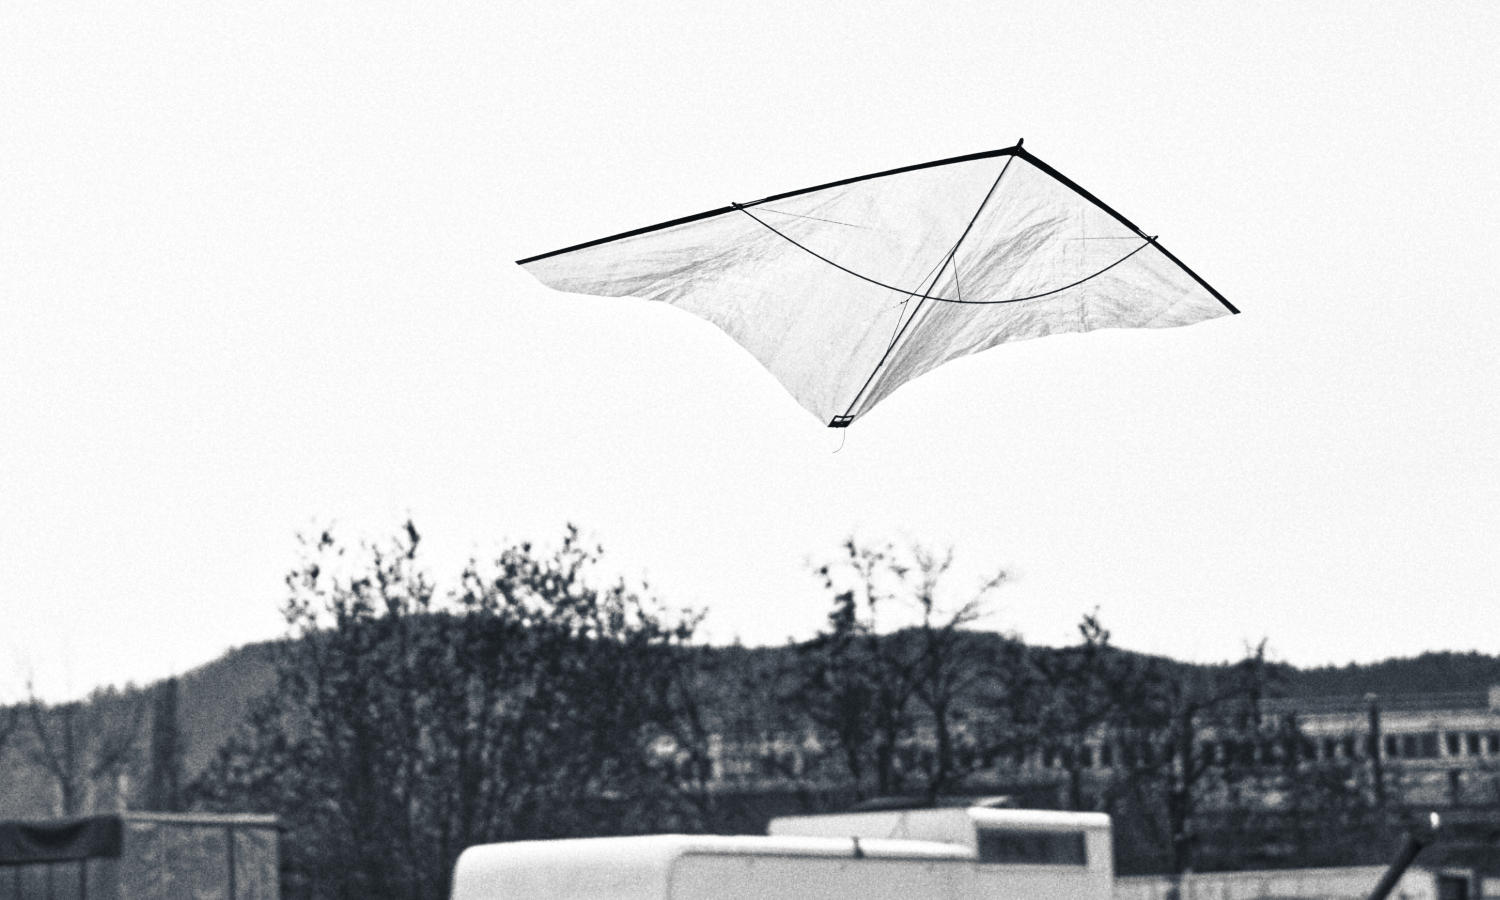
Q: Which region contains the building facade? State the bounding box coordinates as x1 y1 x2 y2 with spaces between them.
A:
692 686 1500 810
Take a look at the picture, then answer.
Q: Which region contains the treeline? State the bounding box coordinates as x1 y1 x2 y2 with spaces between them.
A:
173 528 1350 897
3 526 1494 899
1286 652 1500 699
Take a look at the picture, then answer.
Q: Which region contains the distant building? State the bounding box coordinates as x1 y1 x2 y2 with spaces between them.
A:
690 686 1500 811
1263 687 1500 808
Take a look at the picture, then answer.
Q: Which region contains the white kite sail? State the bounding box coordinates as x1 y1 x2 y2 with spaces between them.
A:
518 144 1236 427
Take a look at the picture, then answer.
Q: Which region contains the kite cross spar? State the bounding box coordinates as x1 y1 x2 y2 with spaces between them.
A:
518 142 1237 427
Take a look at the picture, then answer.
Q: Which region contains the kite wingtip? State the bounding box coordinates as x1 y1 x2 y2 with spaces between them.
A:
828 415 854 428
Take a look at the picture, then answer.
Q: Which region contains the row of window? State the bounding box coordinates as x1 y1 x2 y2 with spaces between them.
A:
1031 730 1500 770
1382 730 1500 760
702 729 1500 782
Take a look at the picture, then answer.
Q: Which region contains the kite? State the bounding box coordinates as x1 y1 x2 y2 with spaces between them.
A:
518 142 1236 428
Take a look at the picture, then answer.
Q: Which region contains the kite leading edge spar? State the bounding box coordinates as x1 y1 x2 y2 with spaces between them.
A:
518 142 1237 428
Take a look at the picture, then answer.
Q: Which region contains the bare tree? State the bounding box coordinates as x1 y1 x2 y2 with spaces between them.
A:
908 544 1004 798
1107 642 1276 876
1012 612 1129 811
25 683 145 815
790 538 1002 800
789 582 883 798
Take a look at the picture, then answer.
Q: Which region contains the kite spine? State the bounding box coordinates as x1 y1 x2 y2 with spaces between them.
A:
832 153 1019 426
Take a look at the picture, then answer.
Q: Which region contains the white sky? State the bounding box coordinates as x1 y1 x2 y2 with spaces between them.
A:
3 3 1497 701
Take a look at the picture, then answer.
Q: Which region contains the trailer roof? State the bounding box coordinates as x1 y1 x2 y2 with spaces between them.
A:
453 834 974 900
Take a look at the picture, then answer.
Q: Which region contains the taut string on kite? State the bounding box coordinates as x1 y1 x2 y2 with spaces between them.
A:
733 203 1157 306
881 246 963 355
987 237 1157 304
751 207 867 229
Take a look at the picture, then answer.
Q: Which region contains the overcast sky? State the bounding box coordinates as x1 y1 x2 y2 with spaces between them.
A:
4 3 1497 701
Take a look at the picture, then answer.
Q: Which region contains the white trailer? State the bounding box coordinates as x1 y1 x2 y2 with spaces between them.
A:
773 806 1113 900
451 806 1113 900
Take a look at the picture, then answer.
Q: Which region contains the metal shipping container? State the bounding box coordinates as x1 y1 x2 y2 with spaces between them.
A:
0 812 278 900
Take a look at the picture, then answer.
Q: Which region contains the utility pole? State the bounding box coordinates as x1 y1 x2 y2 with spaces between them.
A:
145 677 183 811
1367 693 1386 808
